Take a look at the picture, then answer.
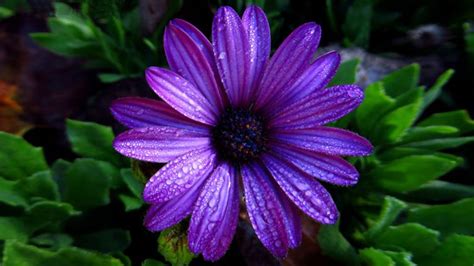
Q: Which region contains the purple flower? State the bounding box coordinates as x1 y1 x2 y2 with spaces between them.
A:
111 5 372 261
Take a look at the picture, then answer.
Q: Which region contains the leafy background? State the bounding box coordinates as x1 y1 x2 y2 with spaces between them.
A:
0 0 473 265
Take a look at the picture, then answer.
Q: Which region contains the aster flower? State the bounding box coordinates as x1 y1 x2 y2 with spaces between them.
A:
111 5 373 261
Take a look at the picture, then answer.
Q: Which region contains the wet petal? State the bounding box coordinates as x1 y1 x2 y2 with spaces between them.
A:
269 51 341 113
146 67 218 125
110 97 209 133
165 23 226 112
270 144 359 186
262 154 339 224
188 163 239 261
278 190 302 248
143 148 217 203
113 127 210 163
242 5 270 99
212 6 251 106
256 23 321 111
272 126 373 156
241 162 289 257
269 85 364 129
144 179 204 231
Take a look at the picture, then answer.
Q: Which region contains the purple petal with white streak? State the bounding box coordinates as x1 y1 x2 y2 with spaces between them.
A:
256 23 321 111
164 23 226 111
113 127 210 163
242 5 270 98
212 6 251 106
188 163 239 261
272 126 373 156
146 67 218 125
262 154 339 224
143 148 216 204
278 189 302 248
241 162 289 257
270 144 359 186
269 85 364 129
144 178 204 231
110 97 209 133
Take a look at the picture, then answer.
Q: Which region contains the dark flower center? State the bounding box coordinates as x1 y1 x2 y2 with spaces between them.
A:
212 108 267 164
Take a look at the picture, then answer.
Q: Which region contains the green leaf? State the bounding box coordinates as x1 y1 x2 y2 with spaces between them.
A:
54 2 91 35
377 147 463 164
318 222 360 265
142 259 166 266
416 234 474 266
30 233 74 249
369 155 458 193
0 217 29 241
0 171 59 208
418 110 474 134
383 251 415 266
118 194 143 211
24 201 77 232
74 229 131 253
0 132 48 180
400 126 459 143
406 198 474 236
66 119 126 167
372 223 440 259
356 82 396 136
422 69 454 109
363 197 406 241
373 88 423 144
158 223 195 266
403 136 474 150
0 6 14 19
407 181 474 202
121 169 144 198
2 240 123 266
359 248 395 266
98 73 127 83
328 58 360 86
380 64 420 98
342 0 373 48
63 159 115 210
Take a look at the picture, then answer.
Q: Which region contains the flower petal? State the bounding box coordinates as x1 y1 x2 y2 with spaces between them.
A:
278 190 302 248
212 6 251 106
270 144 359 186
262 153 339 224
165 22 226 112
272 126 373 156
143 147 217 204
256 23 321 111
188 163 239 261
241 162 289 257
110 97 209 133
242 5 270 99
268 51 341 114
269 85 364 129
146 67 218 125
144 179 203 231
113 127 210 163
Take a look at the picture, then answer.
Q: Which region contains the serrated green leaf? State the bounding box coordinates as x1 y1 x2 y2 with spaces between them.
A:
370 155 458 193
381 64 420 98
158 223 195 266
0 217 29 241
356 82 395 136
422 69 454 109
403 136 474 150
25 201 77 232
118 194 143 211
400 126 459 143
359 248 395 266
2 240 123 266
0 132 48 180
318 222 360 265
121 169 144 198
418 110 474 134
417 234 474 266
66 119 126 167
30 233 74 249
364 197 406 241
372 223 440 259
329 58 360 86
74 229 131 253
406 198 474 236
407 181 474 202
383 251 415 266
63 159 114 210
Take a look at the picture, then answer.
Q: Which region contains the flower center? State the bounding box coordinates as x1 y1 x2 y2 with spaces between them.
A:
212 108 267 164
